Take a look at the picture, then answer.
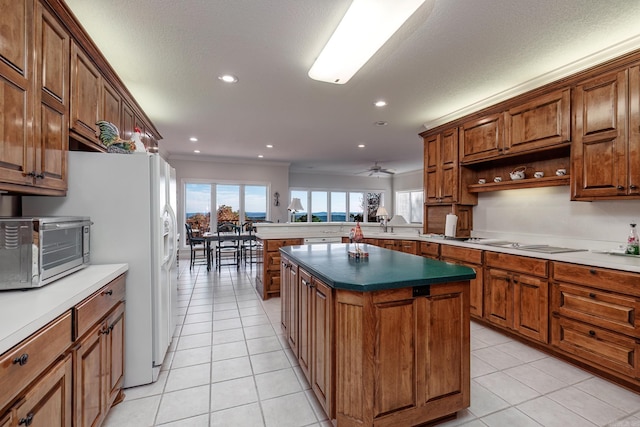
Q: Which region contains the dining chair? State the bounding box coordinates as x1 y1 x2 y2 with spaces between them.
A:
240 222 260 266
185 223 207 270
216 222 241 269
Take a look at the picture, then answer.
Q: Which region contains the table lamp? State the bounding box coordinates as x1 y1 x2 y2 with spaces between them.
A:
376 206 389 232
288 198 304 222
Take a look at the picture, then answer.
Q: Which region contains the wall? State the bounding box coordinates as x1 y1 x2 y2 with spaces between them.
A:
169 156 290 224
473 186 640 248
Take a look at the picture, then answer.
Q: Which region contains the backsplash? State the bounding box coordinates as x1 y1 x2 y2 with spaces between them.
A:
473 186 640 249
0 195 21 217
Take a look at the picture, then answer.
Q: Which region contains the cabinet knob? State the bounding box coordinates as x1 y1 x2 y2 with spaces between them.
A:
35 173 45 179
588 330 596 337
103 289 113 296
630 184 637 190
589 293 596 298
589 269 596 275
617 185 624 191
13 353 29 366
25 171 36 178
18 413 34 426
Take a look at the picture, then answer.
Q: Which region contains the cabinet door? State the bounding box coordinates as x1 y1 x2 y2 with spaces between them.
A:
34 3 68 192
105 304 125 407
424 134 439 203
439 127 458 203
628 66 640 196
484 268 512 328
70 41 101 144
286 261 299 357
14 354 73 427
460 113 503 163
101 81 121 136
419 282 470 408
572 70 628 199
0 0 34 187
505 89 570 154
121 102 135 142
74 322 106 427
298 268 313 380
311 278 333 419
280 258 290 335
513 274 548 343
443 258 483 318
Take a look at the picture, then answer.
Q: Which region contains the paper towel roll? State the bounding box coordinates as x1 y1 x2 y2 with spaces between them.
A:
445 213 458 238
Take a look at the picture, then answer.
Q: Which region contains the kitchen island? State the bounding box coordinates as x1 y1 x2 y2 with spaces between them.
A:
280 243 476 427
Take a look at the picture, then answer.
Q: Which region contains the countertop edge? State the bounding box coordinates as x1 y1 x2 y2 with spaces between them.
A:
281 245 476 292
0 263 129 355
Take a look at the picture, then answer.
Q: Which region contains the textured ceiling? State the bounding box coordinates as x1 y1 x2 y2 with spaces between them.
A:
64 0 640 175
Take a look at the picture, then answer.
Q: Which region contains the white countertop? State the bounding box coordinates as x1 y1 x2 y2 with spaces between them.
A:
255 230 640 274
0 264 128 355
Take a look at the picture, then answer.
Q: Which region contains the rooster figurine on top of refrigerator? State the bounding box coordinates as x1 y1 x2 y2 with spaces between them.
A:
96 120 147 153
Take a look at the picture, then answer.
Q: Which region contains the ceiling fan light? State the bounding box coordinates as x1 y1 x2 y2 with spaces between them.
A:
308 0 428 84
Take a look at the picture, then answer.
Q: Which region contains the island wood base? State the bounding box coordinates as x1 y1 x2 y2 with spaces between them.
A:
334 282 470 427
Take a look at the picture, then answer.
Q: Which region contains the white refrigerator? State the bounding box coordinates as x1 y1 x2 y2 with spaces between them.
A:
23 151 178 388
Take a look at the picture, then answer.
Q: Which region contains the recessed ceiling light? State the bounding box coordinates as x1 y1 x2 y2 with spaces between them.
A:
189 137 198 142
218 74 238 83
194 150 200 154
266 144 273 148
358 144 366 148
374 121 388 126
258 154 264 158
374 100 387 107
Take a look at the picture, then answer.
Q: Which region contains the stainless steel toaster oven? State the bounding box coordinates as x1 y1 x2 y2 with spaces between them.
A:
0 217 91 290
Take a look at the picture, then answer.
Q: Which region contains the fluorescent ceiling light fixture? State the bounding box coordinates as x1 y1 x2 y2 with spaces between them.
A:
193 150 200 153
258 154 264 158
189 137 198 142
266 144 273 148
357 144 366 148
374 100 387 107
308 0 427 84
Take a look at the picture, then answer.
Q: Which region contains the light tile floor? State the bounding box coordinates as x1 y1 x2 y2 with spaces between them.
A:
103 263 640 427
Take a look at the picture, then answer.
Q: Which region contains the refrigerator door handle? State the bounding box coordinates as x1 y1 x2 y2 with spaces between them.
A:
162 204 178 266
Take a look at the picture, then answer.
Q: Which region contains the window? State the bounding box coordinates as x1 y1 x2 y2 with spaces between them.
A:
395 189 423 223
311 191 327 222
183 181 268 242
185 183 212 233
289 190 382 223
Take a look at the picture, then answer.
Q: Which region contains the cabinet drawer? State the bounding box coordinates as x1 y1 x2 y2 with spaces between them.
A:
266 239 302 251
552 282 639 336
551 316 640 378
75 274 125 339
0 311 72 412
553 262 640 297
441 245 482 264
266 252 281 271
485 252 548 277
400 240 417 254
420 242 440 258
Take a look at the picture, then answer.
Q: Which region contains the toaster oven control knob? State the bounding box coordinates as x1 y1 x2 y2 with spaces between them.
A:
13 353 29 366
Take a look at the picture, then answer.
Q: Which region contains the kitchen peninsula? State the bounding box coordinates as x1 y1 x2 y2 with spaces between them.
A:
280 243 475 427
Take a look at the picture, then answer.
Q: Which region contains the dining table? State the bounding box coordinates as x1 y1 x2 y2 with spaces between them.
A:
202 231 256 270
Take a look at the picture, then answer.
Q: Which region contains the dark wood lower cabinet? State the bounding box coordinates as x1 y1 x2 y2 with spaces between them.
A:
0 275 126 427
335 283 470 427
14 355 73 427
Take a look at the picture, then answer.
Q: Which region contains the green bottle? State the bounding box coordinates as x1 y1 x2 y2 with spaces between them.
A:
626 223 639 255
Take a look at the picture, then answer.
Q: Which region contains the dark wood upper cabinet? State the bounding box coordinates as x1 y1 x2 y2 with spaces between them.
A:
460 113 503 163
70 41 101 144
571 69 628 200
505 88 571 154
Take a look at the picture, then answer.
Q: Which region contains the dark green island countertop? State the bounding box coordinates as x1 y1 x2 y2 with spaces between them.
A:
280 243 476 292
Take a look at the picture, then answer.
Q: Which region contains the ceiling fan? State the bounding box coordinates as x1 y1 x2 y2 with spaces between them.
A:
356 161 396 176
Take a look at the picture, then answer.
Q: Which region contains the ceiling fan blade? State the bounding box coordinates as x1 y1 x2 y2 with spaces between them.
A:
380 169 395 175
